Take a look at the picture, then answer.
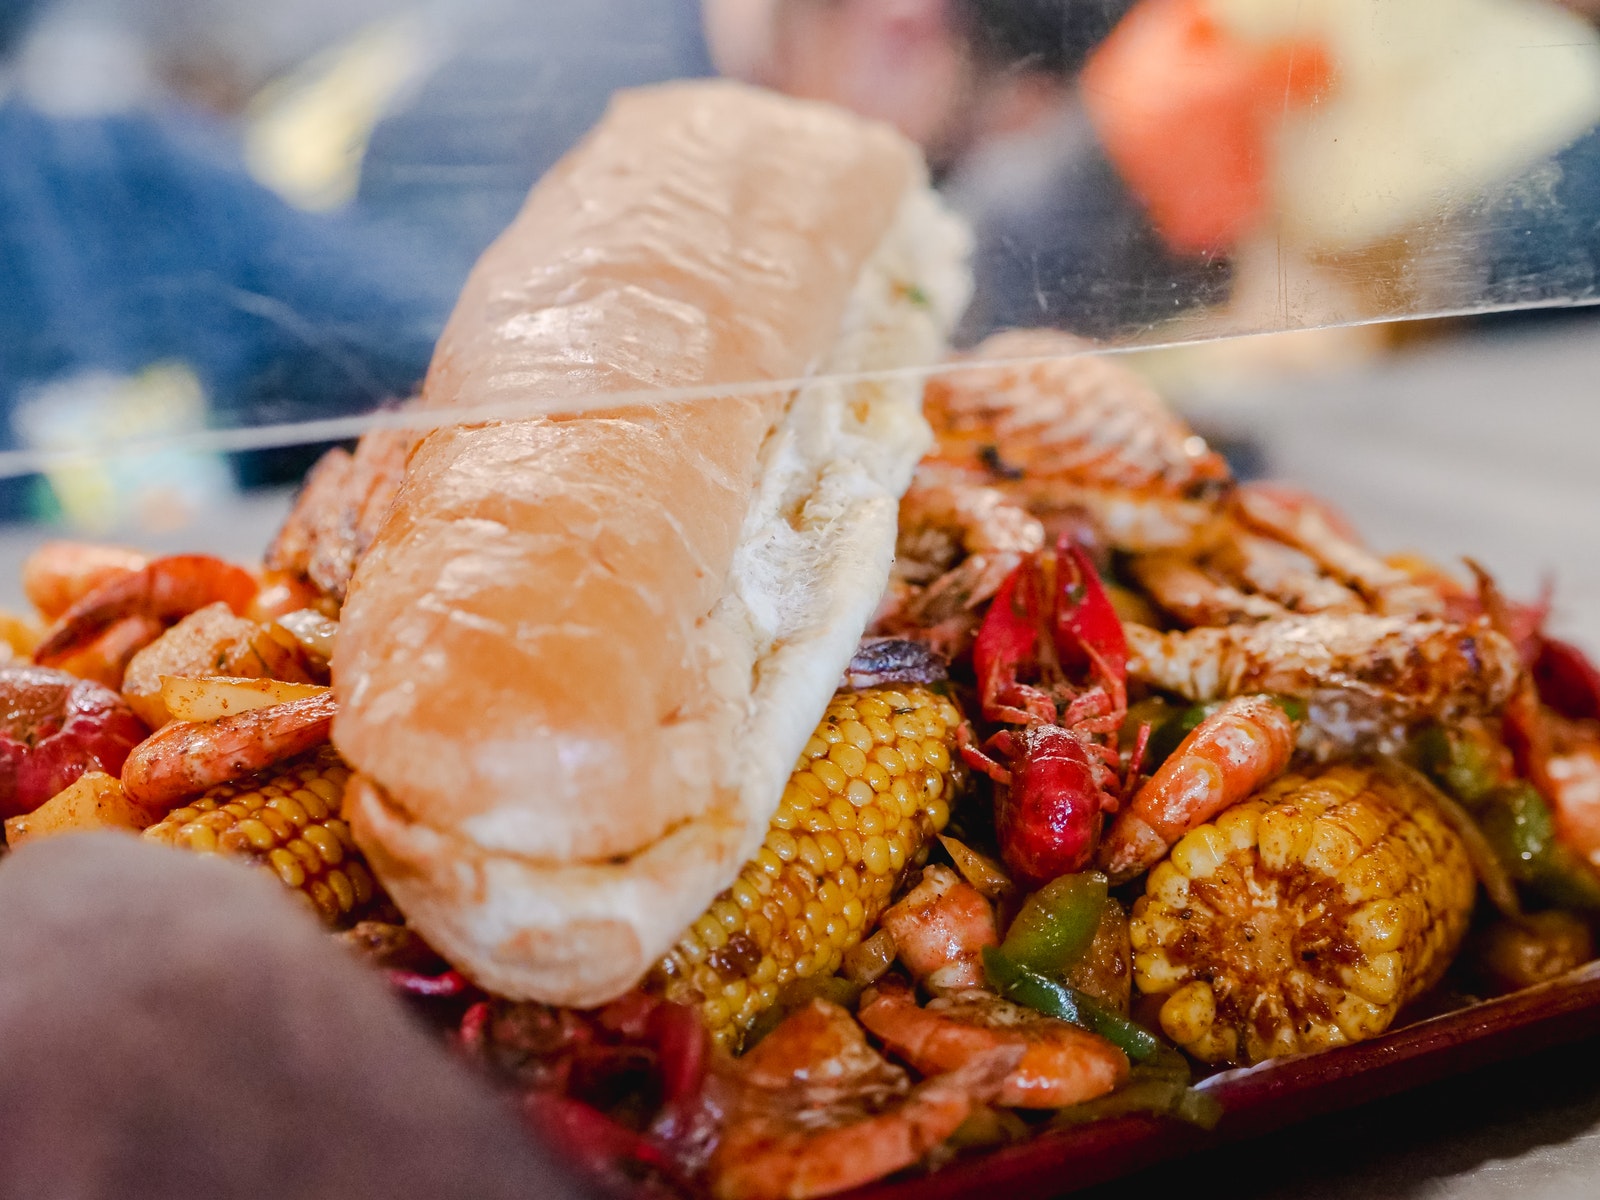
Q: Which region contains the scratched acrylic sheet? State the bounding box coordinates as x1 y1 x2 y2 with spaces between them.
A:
1 0 1599 509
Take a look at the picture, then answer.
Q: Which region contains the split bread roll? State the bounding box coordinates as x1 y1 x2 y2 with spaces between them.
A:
334 80 971 1006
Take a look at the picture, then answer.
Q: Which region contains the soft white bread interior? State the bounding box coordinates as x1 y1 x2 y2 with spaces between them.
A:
334 80 970 1006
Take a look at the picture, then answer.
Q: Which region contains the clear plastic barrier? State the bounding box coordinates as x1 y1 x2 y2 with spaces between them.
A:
0 0 1597 513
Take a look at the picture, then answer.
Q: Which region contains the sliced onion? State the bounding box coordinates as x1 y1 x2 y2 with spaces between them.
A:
842 928 897 986
939 834 1015 900
275 608 339 662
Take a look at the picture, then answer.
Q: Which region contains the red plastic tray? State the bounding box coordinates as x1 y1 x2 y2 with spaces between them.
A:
833 962 1600 1200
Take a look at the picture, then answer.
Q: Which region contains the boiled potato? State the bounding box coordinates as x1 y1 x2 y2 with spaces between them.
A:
5 773 152 846
159 675 329 724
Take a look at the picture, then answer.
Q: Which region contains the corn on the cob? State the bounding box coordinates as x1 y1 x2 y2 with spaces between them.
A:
651 685 966 1048
1129 762 1474 1065
142 745 375 925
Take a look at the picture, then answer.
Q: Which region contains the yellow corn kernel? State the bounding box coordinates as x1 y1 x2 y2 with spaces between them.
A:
143 746 373 926
1129 763 1475 1065
651 684 967 1048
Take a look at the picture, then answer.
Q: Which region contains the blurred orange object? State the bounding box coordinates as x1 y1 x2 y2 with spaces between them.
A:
1082 0 1333 254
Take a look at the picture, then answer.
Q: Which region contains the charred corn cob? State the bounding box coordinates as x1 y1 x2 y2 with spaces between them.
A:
1130 762 1474 1064
652 685 966 1048
143 745 375 925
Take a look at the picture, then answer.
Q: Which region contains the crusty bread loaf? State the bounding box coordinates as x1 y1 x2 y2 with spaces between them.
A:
335 80 969 1005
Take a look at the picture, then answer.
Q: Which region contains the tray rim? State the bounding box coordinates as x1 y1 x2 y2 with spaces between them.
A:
817 960 1600 1200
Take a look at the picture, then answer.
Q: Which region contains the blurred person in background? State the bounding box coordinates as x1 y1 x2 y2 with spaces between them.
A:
743 0 1234 341
356 0 1221 342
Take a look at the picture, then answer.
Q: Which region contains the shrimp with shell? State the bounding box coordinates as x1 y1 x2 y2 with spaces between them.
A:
120 692 336 812
1099 695 1300 882
868 865 1128 1110
33 554 259 681
708 999 1019 1200
877 864 999 995
873 483 1044 658
857 977 1129 1110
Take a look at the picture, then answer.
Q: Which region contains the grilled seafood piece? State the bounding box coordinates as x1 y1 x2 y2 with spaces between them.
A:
120 602 325 727
1130 763 1475 1064
1099 694 1300 882
1127 484 1459 631
265 429 410 604
1130 529 1369 628
1231 484 1444 619
874 484 1043 659
1211 530 1367 616
920 330 1231 551
1127 551 1294 627
708 999 1019 1200
1125 615 1520 737
120 692 336 812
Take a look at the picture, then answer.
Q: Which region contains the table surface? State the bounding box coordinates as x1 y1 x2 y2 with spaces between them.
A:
0 317 1596 1198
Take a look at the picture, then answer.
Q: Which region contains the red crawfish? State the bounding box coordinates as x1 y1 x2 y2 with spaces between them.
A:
962 537 1148 888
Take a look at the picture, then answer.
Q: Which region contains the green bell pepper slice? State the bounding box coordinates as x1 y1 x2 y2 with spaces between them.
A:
999 872 1108 977
1479 783 1600 910
982 946 1160 1063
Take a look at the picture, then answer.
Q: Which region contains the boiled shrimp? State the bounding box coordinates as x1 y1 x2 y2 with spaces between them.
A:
120 691 335 811
920 330 1231 552
878 865 999 994
49 615 165 692
1533 723 1600 871
708 999 1018 1200
875 484 1043 656
1099 695 1299 881
21 541 149 623
1125 615 1520 728
34 555 258 670
857 977 1128 1109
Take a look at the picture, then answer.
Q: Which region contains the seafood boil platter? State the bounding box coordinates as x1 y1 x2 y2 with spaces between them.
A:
5 20 1600 1197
